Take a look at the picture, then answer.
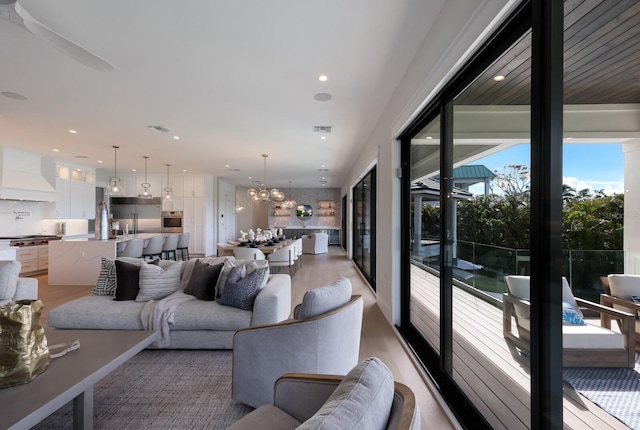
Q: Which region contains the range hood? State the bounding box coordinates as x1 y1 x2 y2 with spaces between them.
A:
0 147 60 202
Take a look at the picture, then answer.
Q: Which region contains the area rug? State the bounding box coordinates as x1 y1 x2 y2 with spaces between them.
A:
563 358 640 430
32 350 254 429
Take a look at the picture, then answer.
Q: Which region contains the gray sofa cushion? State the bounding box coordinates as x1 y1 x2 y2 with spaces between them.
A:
295 277 352 319
171 299 252 331
227 405 300 430
0 260 21 301
48 296 146 330
298 357 394 430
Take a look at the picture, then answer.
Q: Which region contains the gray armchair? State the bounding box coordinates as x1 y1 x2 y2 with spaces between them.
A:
232 278 363 408
228 358 421 430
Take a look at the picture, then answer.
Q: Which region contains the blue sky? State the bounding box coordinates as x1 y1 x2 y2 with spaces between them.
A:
467 143 625 195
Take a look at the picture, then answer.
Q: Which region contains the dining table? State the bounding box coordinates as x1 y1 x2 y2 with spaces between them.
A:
222 239 293 256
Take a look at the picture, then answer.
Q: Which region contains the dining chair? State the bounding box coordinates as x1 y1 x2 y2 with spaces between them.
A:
161 234 180 260
176 232 190 260
116 238 144 258
142 236 164 260
267 244 295 276
233 247 266 260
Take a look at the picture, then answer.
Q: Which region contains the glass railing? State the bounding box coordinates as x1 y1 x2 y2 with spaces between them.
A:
411 238 624 303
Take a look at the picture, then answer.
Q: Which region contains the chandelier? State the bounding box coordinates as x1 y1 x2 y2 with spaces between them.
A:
247 154 284 202
163 164 173 201
138 156 153 199
106 145 125 196
281 181 297 209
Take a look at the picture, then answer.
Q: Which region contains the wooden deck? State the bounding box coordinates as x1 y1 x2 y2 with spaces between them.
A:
410 263 630 430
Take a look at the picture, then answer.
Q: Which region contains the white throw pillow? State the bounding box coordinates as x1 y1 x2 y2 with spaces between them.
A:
136 260 182 302
0 260 21 301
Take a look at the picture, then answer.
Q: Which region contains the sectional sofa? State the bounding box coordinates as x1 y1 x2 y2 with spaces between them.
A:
48 256 292 349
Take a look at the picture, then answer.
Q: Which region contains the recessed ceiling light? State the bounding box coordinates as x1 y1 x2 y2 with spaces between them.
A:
53 149 60 152
248 176 252 180
318 74 328 82
493 75 506 82
183 169 187 172
225 164 230 168
173 136 180 140
98 160 103 163
1 91 27 100
314 93 332 102
320 136 326 140
132 169 137 172
426 136 433 140
69 130 77 134
321 165 325 168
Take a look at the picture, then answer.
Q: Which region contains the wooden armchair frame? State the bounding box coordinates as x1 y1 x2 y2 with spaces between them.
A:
503 293 635 368
600 293 640 352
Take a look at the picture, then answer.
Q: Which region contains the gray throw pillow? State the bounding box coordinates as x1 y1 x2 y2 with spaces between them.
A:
298 357 395 430
295 277 352 319
218 266 268 310
184 260 224 301
216 259 269 298
0 260 21 301
136 261 183 302
93 257 116 296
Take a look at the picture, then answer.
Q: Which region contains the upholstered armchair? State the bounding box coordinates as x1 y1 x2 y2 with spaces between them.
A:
228 358 421 430
0 261 38 306
232 278 364 408
301 232 329 254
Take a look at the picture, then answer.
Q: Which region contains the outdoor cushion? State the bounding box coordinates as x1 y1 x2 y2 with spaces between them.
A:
295 277 352 319
562 323 624 349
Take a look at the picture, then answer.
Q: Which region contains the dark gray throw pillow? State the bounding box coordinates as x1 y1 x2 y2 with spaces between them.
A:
218 266 268 310
184 261 224 301
113 260 141 301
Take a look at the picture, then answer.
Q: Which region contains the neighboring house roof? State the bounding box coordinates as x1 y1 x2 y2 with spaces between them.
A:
434 165 496 181
411 178 473 199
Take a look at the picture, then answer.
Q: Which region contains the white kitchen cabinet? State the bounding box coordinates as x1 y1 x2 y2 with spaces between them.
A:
16 245 48 275
162 174 184 198
183 197 204 254
183 175 205 197
122 174 162 198
46 165 95 219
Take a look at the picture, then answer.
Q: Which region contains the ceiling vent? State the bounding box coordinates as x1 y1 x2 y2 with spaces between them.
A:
146 125 173 133
318 168 329 172
313 125 332 133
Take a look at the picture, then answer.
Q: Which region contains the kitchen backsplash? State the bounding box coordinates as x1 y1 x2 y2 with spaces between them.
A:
0 200 88 237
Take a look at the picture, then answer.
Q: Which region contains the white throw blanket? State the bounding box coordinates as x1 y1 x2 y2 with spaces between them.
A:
140 290 196 348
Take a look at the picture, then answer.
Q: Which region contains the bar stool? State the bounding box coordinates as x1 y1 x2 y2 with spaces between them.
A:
116 238 144 258
177 232 190 260
161 234 179 260
142 236 164 260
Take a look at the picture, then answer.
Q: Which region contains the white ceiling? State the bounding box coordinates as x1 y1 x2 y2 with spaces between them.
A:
0 0 445 189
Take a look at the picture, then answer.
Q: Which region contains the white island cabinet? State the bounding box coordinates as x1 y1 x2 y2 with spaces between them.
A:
48 234 165 285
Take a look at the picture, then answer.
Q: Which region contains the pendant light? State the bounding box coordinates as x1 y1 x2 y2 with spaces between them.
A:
163 164 174 201
138 156 152 199
250 154 284 202
106 145 125 196
282 181 297 209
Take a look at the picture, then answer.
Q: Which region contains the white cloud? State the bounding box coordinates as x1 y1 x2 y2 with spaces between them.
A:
563 176 624 195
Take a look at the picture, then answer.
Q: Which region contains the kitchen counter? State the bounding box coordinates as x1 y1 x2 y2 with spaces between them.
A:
48 233 169 285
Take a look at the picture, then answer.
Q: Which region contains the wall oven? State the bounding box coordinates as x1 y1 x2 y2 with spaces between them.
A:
161 211 184 233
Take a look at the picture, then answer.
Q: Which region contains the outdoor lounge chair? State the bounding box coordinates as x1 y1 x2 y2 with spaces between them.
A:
503 275 635 368
600 274 640 352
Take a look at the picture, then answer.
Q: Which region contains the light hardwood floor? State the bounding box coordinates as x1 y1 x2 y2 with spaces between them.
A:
35 246 458 429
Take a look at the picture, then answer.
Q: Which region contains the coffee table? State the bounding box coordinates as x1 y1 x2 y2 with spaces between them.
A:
0 329 158 430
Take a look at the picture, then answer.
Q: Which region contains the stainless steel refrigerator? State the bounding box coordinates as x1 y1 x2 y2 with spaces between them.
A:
109 197 162 234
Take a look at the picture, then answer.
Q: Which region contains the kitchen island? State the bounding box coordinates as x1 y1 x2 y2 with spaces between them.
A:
48 234 166 285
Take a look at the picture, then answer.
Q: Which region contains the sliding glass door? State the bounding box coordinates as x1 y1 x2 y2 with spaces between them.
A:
353 167 376 290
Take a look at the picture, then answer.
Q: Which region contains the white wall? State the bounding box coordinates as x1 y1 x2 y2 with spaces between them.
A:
0 200 89 237
342 0 511 325
217 179 237 245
